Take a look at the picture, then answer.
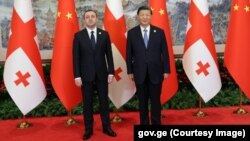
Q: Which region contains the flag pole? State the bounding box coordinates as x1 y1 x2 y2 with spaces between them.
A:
64 110 78 126
17 115 32 128
193 96 207 117
233 90 248 114
161 113 166 119
161 106 166 119
110 108 124 123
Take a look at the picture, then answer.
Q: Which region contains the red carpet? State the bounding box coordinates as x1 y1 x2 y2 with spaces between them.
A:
0 106 250 141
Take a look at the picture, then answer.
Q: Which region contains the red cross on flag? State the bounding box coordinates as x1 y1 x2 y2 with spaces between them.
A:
3 0 46 115
183 0 221 103
103 0 136 109
224 0 250 98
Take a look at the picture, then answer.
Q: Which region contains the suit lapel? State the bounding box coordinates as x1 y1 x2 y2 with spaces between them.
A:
82 29 94 50
147 25 155 49
96 28 102 50
135 26 146 49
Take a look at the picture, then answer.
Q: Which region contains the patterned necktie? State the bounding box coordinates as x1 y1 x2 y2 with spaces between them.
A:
143 29 148 48
90 31 95 48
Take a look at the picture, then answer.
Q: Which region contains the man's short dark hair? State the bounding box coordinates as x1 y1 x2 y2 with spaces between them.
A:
137 6 152 15
83 9 97 18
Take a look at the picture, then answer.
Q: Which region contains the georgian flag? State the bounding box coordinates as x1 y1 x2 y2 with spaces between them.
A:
183 0 221 103
104 0 136 109
3 0 46 115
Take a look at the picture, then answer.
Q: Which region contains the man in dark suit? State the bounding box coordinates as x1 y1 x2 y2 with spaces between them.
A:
73 10 117 140
126 6 170 125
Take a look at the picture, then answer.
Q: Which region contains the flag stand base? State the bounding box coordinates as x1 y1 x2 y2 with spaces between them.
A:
111 114 124 123
17 121 32 128
233 108 248 115
64 110 78 126
193 110 207 117
193 96 207 117
64 117 78 126
233 91 248 115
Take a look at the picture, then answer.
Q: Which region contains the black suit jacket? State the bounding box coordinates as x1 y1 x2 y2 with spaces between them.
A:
126 25 170 84
73 28 114 81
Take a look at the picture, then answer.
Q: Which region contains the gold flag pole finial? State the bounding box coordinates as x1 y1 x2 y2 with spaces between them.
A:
64 110 78 126
193 96 207 117
17 115 32 128
233 90 248 114
111 108 124 123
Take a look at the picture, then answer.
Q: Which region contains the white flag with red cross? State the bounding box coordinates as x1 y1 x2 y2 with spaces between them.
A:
3 0 46 115
183 0 221 103
103 0 136 109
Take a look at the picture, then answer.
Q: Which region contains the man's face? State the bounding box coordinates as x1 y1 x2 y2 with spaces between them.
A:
137 9 151 27
84 11 97 28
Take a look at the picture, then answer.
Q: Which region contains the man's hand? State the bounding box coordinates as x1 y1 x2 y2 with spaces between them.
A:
128 74 134 81
108 75 114 83
74 78 82 87
163 73 169 79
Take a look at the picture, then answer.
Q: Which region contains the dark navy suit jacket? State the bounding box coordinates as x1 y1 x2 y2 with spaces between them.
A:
126 25 170 84
73 28 114 81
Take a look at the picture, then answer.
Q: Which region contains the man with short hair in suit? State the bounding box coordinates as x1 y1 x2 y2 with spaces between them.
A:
126 6 170 125
73 10 117 140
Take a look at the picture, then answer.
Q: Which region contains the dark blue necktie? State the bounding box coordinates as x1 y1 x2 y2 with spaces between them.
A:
90 31 95 48
143 29 148 48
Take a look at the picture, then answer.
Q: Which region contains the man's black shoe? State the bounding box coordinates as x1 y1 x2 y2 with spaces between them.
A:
83 130 93 140
103 128 117 137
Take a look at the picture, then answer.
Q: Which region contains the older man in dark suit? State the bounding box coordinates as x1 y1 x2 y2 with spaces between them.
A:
73 10 116 140
126 6 170 125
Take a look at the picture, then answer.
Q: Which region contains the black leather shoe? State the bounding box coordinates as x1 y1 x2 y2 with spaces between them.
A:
103 128 117 137
83 130 93 140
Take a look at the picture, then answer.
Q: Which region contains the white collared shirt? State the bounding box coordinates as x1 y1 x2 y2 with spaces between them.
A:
140 25 150 39
86 27 97 43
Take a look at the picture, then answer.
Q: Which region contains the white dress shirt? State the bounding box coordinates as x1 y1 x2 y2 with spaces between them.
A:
140 25 150 39
86 27 97 42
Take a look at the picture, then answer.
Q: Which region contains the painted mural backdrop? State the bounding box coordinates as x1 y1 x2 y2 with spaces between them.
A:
0 0 231 60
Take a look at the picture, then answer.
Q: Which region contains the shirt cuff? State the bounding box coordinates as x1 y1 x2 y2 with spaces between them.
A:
75 77 81 80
